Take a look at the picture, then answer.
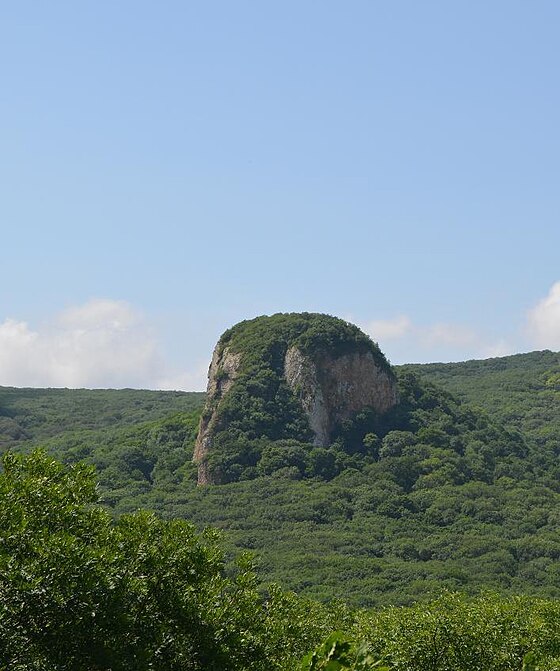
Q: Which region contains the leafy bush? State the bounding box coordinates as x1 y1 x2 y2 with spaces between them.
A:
3 450 560 670
352 592 560 671
0 450 350 670
300 632 388 670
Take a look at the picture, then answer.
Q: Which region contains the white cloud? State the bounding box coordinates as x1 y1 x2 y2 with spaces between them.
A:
0 299 206 390
527 281 560 349
363 315 412 340
360 315 514 364
58 298 139 331
156 363 210 393
478 339 514 359
420 323 478 348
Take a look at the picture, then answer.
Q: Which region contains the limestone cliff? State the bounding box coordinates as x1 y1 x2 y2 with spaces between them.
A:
193 313 398 484
284 346 398 448
193 344 242 484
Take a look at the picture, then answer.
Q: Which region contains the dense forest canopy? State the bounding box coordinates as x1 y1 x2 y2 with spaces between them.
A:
0 350 559 608
0 386 204 448
2 449 560 670
218 312 388 365
404 350 560 450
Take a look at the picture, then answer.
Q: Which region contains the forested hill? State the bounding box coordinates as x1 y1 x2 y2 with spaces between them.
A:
405 349 560 449
1 350 557 452
0 387 205 447
0 350 559 607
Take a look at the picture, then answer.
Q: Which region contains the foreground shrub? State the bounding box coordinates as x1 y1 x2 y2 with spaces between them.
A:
3 450 560 671
352 591 560 670
300 632 388 670
0 450 341 670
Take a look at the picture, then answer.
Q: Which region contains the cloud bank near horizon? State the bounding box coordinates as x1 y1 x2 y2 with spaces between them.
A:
527 281 560 350
361 314 513 365
1 285 559 390
0 299 207 391
361 280 560 365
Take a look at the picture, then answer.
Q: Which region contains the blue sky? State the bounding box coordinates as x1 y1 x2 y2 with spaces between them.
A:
1 1 559 389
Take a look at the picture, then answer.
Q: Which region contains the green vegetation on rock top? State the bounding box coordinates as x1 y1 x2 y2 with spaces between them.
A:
218 313 393 375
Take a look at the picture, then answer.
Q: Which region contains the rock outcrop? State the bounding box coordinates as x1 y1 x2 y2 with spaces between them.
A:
193 313 398 484
193 344 242 485
284 346 398 447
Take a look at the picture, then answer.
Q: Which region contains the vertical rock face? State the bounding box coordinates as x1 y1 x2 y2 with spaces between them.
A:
283 347 329 446
284 346 398 447
193 313 399 485
193 344 242 485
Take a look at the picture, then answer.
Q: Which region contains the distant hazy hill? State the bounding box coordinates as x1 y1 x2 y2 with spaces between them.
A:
0 350 559 607
0 387 205 507
406 350 560 454
0 386 204 448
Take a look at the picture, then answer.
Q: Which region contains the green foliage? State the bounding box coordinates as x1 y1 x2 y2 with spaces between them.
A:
204 315 538 485
2 351 560 608
8 409 203 504
0 450 349 671
0 451 229 668
404 350 560 462
3 447 560 669
219 313 387 366
0 386 204 451
352 592 560 671
300 591 560 671
206 357 526 486
301 632 388 671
